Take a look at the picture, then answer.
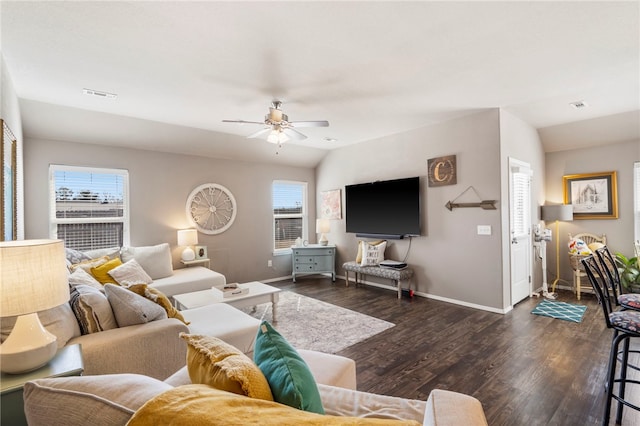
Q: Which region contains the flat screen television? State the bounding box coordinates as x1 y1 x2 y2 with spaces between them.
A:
345 176 421 239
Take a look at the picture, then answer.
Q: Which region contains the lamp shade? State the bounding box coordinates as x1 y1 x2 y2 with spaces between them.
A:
541 204 574 222
0 239 69 317
316 219 331 234
177 229 198 247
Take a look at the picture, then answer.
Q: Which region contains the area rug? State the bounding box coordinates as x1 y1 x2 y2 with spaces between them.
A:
531 299 587 323
240 291 394 353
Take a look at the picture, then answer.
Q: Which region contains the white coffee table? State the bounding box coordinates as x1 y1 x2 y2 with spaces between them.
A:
173 281 281 321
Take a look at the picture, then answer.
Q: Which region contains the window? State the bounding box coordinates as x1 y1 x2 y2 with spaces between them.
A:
510 162 531 238
49 165 130 250
272 181 307 254
635 162 640 242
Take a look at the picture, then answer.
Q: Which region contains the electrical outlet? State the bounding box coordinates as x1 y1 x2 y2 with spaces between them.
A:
267 260 273 267
477 225 492 235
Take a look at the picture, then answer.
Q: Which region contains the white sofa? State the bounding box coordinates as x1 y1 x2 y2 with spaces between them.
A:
150 265 225 297
23 350 488 426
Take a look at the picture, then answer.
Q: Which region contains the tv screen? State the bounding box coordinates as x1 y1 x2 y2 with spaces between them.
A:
345 177 420 238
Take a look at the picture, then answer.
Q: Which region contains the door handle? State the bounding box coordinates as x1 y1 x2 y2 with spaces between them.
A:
512 237 518 244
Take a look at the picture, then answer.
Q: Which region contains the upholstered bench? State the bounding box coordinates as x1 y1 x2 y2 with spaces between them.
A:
343 261 414 299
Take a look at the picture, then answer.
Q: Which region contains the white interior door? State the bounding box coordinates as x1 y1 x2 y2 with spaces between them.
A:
509 158 532 305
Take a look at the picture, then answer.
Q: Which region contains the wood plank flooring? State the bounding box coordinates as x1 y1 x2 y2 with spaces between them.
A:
267 277 640 426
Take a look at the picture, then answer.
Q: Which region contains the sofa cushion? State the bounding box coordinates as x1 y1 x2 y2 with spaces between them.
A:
128 284 189 325
424 389 488 426
64 247 91 265
180 333 273 401
181 303 260 354
108 259 153 286
121 243 173 280
23 374 172 426
128 384 421 425
104 284 167 327
90 257 122 284
150 266 226 297
83 246 121 260
68 256 109 273
68 267 103 290
1 303 81 348
69 285 118 334
254 320 324 414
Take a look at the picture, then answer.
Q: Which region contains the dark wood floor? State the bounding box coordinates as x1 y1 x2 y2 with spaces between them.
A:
268 277 640 426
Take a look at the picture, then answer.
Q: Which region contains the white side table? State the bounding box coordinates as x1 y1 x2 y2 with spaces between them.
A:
180 258 210 269
1 344 84 425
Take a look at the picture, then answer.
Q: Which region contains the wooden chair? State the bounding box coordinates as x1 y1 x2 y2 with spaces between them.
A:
568 232 606 300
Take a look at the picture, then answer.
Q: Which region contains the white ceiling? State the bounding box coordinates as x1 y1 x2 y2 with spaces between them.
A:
2 1 639 167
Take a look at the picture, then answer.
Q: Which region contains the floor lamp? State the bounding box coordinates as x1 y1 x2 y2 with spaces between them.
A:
541 204 574 294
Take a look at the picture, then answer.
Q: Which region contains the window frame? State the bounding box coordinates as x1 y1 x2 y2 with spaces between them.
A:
635 161 640 243
272 180 308 255
49 164 130 249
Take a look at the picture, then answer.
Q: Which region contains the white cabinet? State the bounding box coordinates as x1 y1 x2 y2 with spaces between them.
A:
292 245 336 282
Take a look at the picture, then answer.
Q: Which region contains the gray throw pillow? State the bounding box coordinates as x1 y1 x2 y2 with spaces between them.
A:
69 285 118 334
104 284 167 327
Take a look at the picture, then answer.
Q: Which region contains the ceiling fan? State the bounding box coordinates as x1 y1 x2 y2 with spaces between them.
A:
222 101 329 145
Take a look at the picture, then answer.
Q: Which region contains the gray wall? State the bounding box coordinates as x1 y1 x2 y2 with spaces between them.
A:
316 109 514 311
499 110 546 308
545 139 640 286
24 138 316 283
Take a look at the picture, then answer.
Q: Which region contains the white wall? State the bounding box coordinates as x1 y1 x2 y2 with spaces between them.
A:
316 110 508 311
1 55 24 239
24 138 316 283
545 139 640 286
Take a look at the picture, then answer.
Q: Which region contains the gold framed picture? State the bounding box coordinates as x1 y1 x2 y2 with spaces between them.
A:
563 171 618 219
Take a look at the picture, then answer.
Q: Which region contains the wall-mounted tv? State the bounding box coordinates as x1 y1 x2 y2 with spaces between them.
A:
345 176 421 239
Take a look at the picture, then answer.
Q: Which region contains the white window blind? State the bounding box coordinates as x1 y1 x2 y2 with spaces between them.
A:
272 181 307 253
49 165 130 250
635 161 640 242
511 169 531 237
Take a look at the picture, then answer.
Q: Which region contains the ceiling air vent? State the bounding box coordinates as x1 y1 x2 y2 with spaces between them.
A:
569 100 588 109
83 88 118 99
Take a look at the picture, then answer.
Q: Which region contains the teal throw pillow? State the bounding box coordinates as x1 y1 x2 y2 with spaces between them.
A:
253 321 324 414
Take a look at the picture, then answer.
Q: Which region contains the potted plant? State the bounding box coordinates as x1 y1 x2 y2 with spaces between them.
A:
615 252 640 292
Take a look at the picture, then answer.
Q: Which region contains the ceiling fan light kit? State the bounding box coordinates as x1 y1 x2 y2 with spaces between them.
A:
223 100 329 146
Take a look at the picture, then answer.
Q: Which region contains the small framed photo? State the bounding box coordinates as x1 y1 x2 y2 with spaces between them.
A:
563 171 618 219
194 245 208 260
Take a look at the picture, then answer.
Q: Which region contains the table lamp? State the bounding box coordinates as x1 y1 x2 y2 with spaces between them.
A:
177 229 198 261
316 219 331 246
0 239 70 374
541 204 574 293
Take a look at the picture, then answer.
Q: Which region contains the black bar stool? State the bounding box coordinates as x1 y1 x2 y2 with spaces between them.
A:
582 255 640 425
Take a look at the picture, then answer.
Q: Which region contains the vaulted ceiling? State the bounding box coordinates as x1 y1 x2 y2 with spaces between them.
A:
2 1 638 167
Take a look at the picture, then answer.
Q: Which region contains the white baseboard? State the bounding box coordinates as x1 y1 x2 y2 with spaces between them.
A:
338 275 510 314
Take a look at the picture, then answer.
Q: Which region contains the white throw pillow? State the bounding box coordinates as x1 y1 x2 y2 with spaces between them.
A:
120 244 173 280
104 284 167 327
68 267 103 290
359 241 387 266
108 259 153 286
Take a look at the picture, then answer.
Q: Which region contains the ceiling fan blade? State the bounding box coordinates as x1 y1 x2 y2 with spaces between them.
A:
247 128 271 139
290 120 329 128
222 119 265 125
283 127 308 141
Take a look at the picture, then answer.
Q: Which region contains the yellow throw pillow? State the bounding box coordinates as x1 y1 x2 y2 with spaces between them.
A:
90 258 123 284
355 240 385 263
180 333 273 401
128 284 190 325
128 385 422 426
